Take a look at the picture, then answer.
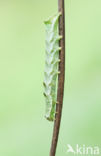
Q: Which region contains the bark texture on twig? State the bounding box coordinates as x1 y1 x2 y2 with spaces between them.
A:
50 0 65 155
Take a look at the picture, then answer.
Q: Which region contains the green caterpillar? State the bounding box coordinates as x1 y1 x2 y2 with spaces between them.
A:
43 13 62 121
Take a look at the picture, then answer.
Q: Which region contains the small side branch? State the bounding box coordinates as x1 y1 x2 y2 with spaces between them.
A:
50 0 65 156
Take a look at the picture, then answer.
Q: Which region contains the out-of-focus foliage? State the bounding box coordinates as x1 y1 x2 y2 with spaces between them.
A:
0 0 101 156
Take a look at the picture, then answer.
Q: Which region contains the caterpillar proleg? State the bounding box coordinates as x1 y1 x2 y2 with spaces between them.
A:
43 13 62 121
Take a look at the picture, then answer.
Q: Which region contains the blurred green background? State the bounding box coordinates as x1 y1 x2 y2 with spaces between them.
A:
0 0 101 155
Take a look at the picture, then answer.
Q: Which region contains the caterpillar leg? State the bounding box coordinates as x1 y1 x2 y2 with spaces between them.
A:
58 71 61 74
55 112 58 114
56 101 59 104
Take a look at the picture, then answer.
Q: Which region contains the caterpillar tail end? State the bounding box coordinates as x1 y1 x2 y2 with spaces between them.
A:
45 114 55 122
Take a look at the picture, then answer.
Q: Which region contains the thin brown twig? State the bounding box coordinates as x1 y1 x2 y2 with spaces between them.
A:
50 0 65 156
